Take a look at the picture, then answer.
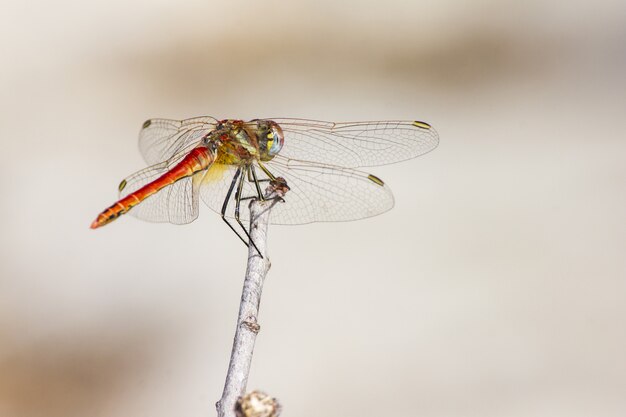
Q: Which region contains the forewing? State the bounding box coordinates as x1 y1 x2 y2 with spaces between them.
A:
118 160 203 225
272 118 438 168
138 116 218 165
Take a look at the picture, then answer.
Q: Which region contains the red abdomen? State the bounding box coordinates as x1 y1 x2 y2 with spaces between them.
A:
90 147 213 229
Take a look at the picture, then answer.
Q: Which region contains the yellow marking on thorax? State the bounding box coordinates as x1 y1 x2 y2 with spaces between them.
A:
214 141 254 165
201 163 229 184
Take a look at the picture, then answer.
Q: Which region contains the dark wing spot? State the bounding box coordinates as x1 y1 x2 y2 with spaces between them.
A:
118 179 127 192
142 119 152 129
413 121 431 129
367 174 385 186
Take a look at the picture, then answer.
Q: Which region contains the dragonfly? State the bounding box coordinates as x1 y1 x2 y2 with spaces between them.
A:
90 117 438 253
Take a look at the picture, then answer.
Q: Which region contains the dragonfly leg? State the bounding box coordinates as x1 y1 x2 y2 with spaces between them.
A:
220 168 250 249
245 167 270 184
249 162 284 202
236 166 263 257
249 165 265 201
239 164 273 200
258 162 287 203
257 162 277 181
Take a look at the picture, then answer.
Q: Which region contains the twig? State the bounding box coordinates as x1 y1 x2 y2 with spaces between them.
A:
216 181 287 417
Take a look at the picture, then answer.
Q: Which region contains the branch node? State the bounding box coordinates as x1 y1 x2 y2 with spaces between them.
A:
242 317 261 333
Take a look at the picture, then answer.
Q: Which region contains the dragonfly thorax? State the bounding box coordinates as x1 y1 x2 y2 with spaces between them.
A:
208 119 284 164
205 120 256 165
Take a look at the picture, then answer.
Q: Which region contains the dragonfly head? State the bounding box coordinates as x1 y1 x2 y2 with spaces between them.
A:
254 119 284 161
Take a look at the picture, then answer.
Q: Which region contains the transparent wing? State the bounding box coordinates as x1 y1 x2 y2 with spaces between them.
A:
272 118 438 168
118 158 204 225
196 163 241 220
138 116 218 165
133 116 434 226
265 157 395 224
197 158 394 225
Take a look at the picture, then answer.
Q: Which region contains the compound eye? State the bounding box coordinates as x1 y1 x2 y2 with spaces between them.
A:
267 126 284 157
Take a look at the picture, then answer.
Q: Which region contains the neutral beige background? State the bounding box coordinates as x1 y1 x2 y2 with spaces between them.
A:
1 1 625 416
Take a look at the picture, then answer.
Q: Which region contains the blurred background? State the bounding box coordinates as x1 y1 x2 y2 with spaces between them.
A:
1 0 625 416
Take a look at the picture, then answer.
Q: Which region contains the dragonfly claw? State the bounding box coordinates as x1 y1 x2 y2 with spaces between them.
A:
267 177 290 198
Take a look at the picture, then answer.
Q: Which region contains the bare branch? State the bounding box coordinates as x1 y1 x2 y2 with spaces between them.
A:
216 180 288 417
